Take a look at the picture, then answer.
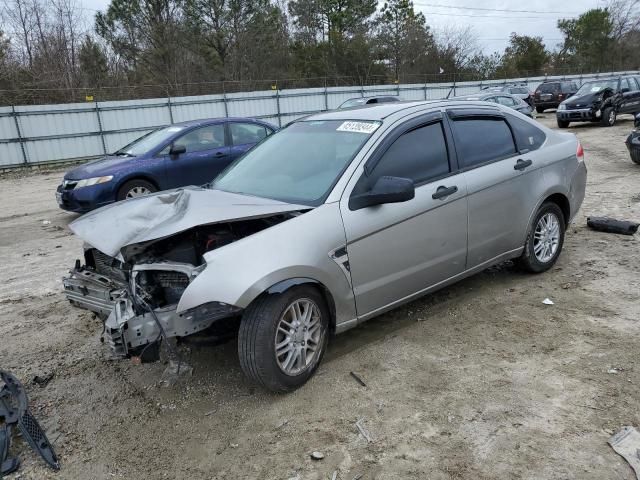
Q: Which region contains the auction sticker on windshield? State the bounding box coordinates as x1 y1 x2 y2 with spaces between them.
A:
337 121 380 134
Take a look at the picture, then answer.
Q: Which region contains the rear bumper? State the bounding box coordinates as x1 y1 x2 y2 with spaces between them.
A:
569 161 588 224
557 108 598 123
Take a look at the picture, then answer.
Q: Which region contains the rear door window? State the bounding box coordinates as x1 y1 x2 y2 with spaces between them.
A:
174 124 226 153
229 123 268 146
367 122 450 186
506 114 546 152
621 78 633 92
497 96 516 106
450 118 517 169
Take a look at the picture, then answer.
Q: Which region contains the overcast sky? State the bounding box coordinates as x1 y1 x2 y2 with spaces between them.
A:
82 0 607 54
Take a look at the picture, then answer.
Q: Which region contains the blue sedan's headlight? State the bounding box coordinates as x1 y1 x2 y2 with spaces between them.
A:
75 176 113 189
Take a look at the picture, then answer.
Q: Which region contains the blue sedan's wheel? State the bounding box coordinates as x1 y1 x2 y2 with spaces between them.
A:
117 179 157 201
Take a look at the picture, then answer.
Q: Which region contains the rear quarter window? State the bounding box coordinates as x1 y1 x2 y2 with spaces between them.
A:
450 118 517 169
506 114 546 152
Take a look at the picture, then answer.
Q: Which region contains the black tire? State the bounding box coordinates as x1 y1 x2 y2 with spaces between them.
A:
601 107 616 127
630 147 640 165
238 285 330 392
536 106 544 114
557 119 570 128
518 202 566 273
116 179 157 201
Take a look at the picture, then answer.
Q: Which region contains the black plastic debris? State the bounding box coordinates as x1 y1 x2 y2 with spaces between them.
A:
0 370 60 476
32 373 54 388
587 217 639 235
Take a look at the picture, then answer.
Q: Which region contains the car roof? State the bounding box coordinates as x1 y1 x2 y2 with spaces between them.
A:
302 100 505 122
171 117 270 128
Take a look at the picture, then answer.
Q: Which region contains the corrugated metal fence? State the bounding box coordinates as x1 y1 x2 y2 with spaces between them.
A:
0 70 636 169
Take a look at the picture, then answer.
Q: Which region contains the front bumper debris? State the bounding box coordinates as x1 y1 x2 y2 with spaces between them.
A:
63 267 126 317
63 256 241 358
105 298 240 356
556 107 598 122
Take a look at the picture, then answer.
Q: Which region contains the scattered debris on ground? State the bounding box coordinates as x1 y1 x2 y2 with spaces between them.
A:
587 216 639 235
608 426 640 479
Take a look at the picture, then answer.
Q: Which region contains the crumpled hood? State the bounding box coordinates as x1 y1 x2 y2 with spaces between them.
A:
65 155 136 179
69 187 308 259
563 90 609 108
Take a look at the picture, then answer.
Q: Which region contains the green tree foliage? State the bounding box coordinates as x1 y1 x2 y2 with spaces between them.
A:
78 36 110 88
375 0 435 79
557 8 614 71
499 33 549 76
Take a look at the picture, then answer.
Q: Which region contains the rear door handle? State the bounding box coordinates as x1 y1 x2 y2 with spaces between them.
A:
514 159 533 171
432 185 458 200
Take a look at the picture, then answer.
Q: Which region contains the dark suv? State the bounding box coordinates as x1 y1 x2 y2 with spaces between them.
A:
534 81 579 113
556 76 640 128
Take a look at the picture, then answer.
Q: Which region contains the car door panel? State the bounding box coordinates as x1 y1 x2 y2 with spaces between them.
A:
343 176 468 317
464 155 543 266
163 123 229 188
448 111 543 268
340 118 468 318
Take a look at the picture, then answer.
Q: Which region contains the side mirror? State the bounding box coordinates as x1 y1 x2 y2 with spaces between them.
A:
170 144 186 156
350 176 415 211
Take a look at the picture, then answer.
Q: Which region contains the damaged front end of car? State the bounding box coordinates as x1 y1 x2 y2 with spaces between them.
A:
62 187 309 360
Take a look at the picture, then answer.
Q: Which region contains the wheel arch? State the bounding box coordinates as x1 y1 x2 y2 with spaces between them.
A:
544 192 571 227
116 174 161 197
265 278 338 334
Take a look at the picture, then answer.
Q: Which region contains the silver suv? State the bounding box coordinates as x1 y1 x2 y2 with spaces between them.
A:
63 101 587 392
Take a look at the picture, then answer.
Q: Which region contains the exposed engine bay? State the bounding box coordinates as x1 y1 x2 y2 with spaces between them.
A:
63 213 299 359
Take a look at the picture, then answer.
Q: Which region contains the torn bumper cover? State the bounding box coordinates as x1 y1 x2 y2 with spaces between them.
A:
63 257 240 357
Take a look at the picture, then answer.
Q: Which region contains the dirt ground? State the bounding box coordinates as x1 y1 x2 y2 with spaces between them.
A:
1 113 639 480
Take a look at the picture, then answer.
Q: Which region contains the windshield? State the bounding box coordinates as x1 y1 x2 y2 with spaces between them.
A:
212 120 380 205
115 125 185 156
576 80 618 96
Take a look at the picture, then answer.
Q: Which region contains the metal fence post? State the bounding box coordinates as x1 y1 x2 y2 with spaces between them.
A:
222 82 229 118
11 106 28 165
275 88 282 127
167 96 175 124
423 82 428 100
95 102 107 155
324 79 329 111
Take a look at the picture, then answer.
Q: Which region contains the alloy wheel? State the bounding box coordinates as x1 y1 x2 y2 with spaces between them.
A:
125 186 151 198
275 299 323 376
533 212 560 263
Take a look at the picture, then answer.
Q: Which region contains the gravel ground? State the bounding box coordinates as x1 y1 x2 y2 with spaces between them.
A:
1 114 639 480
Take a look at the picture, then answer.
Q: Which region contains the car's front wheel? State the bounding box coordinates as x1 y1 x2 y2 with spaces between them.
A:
238 285 329 392
518 202 565 273
536 106 545 113
601 107 616 127
557 119 570 128
117 179 157 201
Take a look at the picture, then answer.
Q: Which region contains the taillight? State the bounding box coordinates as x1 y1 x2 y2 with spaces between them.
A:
576 142 584 163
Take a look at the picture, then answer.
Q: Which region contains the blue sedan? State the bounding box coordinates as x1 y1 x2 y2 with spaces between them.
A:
56 117 276 213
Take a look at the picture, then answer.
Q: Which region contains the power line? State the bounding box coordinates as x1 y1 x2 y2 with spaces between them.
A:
413 3 581 15
421 11 576 20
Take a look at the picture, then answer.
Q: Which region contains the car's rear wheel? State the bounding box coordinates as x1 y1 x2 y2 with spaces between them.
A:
238 285 329 392
117 179 157 201
518 202 565 273
536 106 544 113
601 107 616 127
557 119 570 128
630 147 640 165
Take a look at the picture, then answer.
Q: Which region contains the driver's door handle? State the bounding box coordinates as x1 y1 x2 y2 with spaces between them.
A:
214 151 226 157
514 159 533 171
432 185 458 200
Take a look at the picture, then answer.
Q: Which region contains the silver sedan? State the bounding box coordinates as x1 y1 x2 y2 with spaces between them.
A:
63 100 587 392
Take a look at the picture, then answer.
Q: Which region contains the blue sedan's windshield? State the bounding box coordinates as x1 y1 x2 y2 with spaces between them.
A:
115 125 185 156
212 120 380 205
